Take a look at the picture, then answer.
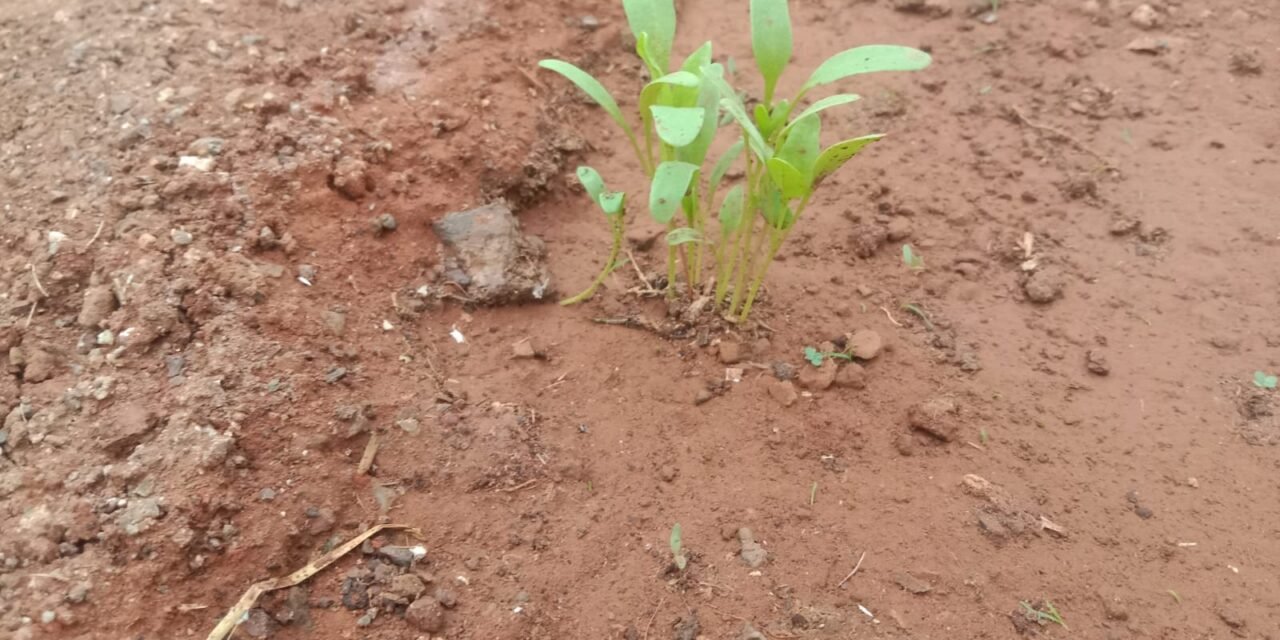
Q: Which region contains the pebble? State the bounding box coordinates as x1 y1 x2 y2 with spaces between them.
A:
298 264 317 282
405 597 446 632
1023 269 1064 303
737 528 768 568
41 610 56 624
397 418 420 435
893 571 932 594
165 355 185 378
258 488 276 502
771 362 795 381
373 213 397 233
908 397 959 442
379 545 417 567
324 367 347 384
355 609 377 627
847 329 883 360
1129 4 1160 29
170 229 194 246
659 465 678 483
77 285 117 328
580 15 600 30
66 583 89 604
767 380 798 407
1086 349 1110 376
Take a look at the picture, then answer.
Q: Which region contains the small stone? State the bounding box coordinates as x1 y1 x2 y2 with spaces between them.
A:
835 363 868 389
894 571 932 594
258 488 276 502
379 545 417 567
767 380 798 407
165 355 185 378
324 367 347 384
242 608 276 638
355 609 376 627
848 330 884 360
405 597 446 632
187 137 225 156
177 155 214 172
771 361 795 381
976 510 1009 538
739 622 768 640
908 397 959 442
1129 4 1160 29
41 610 57 624
511 340 540 359
332 157 372 199
373 213 397 233
78 286 117 328
305 507 335 535
693 389 714 405
886 217 912 241
387 574 427 601
718 341 747 365
738 528 768 568
298 264 317 282
1085 349 1110 376
660 465 678 483
435 588 458 609
66 583 90 604
798 359 837 391
1023 269 1064 303
894 432 916 456
1218 607 1246 629
170 229 194 246
580 15 600 30
1134 505 1154 519
1126 36 1169 54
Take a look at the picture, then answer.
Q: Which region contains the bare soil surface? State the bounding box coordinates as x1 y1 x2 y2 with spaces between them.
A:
2 0 1278 638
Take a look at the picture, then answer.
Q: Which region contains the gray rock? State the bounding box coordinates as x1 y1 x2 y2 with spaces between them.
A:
170 229 194 246
66 583 90 604
373 213 397 233
396 418 420 435
116 497 162 535
432 203 555 305
165 355 185 378
242 608 276 638
738 527 768 568
740 623 767 640
258 488 276 502
187 137 225 156
379 545 417 567
405 597 446 632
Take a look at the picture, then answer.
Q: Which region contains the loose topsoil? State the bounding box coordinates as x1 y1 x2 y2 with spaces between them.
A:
1 0 1277 638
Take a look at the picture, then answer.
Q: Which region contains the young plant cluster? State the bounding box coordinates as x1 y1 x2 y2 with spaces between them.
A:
541 0 931 320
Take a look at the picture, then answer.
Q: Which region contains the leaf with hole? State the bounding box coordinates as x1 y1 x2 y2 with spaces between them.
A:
650 106 706 148
624 0 677 74
813 134 885 184
751 0 793 103
801 45 932 96
538 60 634 140
649 161 699 224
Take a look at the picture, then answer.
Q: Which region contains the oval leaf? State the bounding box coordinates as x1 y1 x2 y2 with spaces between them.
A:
751 0 793 103
767 157 809 200
801 45 932 94
649 161 699 224
676 67 722 165
651 106 706 148
624 0 677 74
599 191 626 216
666 227 704 246
681 41 714 73
813 134 886 184
538 60 633 138
781 94 861 138
576 166 605 204
776 113 820 176
718 184 746 232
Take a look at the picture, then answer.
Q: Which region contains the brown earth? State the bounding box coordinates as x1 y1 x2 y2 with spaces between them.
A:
1 0 1278 639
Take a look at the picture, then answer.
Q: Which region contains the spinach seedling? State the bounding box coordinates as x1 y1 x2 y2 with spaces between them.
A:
1254 370 1278 390
902 244 925 270
803 346 852 367
669 522 687 570
1019 601 1068 629
538 0 931 320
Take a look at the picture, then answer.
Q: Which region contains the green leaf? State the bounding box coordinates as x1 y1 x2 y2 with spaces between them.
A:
1256 371 1278 390
677 66 722 165
576 166 605 203
624 0 677 74
666 227 703 246
800 45 932 95
767 157 808 200
718 184 745 232
781 94 861 138
759 180 794 229
649 161 699 224
669 523 686 570
776 113 820 176
763 99 790 138
813 134 885 184
709 140 744 193
902 244 925 269
635 32 661 76
650 106 706 148
751 0 793 103
599 191 626 216
804 346 824 366
719 97 770 161
681 41 714 73
753 103 771 131
538 60 634 139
